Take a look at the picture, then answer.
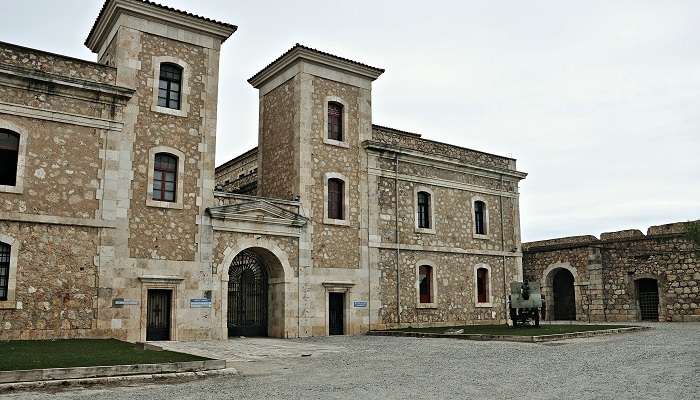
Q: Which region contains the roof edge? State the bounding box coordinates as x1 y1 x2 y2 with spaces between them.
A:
248 44 384 89
85 0 237 53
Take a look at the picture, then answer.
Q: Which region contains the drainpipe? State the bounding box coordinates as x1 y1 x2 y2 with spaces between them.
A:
395 153 401 325
499 176 507 324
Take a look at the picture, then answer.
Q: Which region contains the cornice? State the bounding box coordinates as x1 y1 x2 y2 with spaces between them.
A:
85 0 237 53
364 140 528 180
248 45 384 89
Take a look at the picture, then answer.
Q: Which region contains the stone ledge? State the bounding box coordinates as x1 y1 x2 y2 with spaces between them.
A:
0 367 237 394
367 326 650 343
0 359 226 384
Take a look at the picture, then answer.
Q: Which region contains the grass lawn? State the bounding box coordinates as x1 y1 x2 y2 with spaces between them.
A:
0 339 209 371
385 324 634 336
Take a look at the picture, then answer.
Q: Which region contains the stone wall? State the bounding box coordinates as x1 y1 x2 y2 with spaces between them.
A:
215 147 258 194
0 41 117 84
309 76 362 270
0 115 102 219
522 221 700 322
371 125 515 171
127 33 208 262
0 222 99 340
376 250 517 327
258 78 298 200
367 129 525 328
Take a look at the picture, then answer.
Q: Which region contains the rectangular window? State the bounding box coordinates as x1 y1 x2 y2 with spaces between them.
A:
0 130 19 187
158 63 182 110
477 268 489 303
0 243 10 301
419 265 433 303
475 201 486 235
153 153 178 202
417 191 431 229
327 178 344 220
327 102 343 141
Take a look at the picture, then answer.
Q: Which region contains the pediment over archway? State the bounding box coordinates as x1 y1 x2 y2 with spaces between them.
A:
207 199 307 227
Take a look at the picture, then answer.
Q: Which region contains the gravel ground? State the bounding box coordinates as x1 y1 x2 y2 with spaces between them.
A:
3 322 698 400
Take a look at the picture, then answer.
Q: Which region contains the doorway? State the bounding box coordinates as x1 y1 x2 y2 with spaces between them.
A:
228 250 268 337
146 289 172 341
552 269 576 320
329 292 345 335
637 278 659 321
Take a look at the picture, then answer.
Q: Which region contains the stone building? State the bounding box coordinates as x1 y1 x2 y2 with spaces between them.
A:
522 221 700 323
214 147 257 195
0 0 526 342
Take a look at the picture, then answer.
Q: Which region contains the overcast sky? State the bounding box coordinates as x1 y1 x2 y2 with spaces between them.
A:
2 0 698 241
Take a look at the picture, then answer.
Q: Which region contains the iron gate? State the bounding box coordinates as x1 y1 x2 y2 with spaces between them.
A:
147 289 171 341
228 250 268 337
637 279 659 321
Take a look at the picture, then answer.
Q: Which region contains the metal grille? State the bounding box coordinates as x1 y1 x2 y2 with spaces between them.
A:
0 242 9 301
146 290 171 341
228 250 268 336
638 279 659 321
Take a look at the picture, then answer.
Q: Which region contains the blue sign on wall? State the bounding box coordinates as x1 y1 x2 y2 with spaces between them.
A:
190 298 212 308
353 300 368 308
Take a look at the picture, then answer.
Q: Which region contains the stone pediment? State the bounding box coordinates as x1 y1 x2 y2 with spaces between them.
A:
207 199 307 227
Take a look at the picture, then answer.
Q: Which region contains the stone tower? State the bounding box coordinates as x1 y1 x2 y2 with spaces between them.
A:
249 45 384 335
85 0 236 341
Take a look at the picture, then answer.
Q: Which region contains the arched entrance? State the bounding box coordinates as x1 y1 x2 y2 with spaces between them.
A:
228 250 268 336
636 278 659 321
552 269 576 320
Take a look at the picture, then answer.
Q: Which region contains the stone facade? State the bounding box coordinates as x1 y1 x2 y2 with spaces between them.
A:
1 0 527 341
522 221 700 322
215 147 257 194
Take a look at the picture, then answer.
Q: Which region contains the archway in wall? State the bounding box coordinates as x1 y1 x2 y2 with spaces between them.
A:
636 278 659 321
226 247 287 338
552 269 576 320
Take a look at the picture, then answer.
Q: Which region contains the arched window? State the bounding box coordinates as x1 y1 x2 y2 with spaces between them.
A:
327 178 344 220
153 153 178 202
474 200 487 235
0 242 10 301
327 102 343 141
476 267 489 304
0 129 19 186
158 63 183 110
417 191 431 229
419 265 433 303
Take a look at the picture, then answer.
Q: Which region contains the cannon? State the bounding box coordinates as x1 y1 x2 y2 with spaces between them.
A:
508 280 543 327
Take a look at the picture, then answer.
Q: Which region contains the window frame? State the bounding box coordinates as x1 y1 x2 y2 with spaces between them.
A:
327 101 343 141
152 153 178 203
415 260 438 308
323 96 350 148
151 56 190 118
472 196 490 239
157 63 183 110
0 234 19 309
414 186 436 234
323 172 350 226
0 121 27 195
474 263 493 307
146 146 185 209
